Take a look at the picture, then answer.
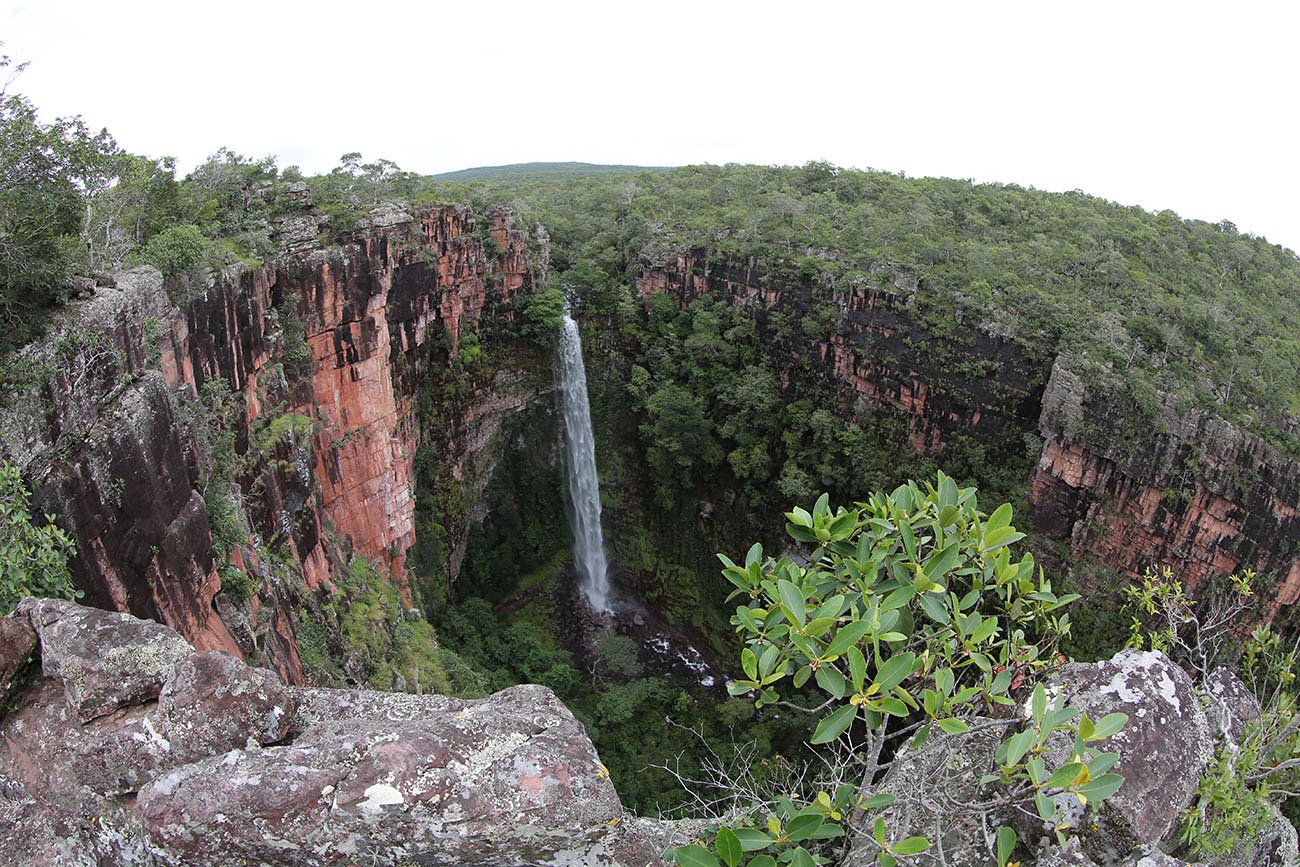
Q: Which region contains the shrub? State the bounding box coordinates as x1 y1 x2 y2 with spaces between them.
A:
671 472 1127 866
0 460 78 614
138 224 207 276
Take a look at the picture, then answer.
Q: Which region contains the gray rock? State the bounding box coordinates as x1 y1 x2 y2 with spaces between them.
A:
156 651 296 761
1049 649 1213 854
1038 837 1100 867
18 598 191 722
1202 667 1262 747
842 719 1012 867
138 683 626 866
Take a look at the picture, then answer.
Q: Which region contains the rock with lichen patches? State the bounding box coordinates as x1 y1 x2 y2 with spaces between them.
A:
18 598 192 722
137 683 627 866
0 613 37 706
1047 649 1213 857
156 650 295 761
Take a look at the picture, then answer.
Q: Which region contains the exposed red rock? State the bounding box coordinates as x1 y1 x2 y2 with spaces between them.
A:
5 206 530 682
1031 359 1300 615
639 250 1300 614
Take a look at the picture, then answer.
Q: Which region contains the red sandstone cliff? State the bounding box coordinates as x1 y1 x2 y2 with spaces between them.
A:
1 205 532 682
1031 359 1300 615
637 250 1300 614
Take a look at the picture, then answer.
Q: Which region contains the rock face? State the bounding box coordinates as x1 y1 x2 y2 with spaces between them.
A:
1031 358 1300 615
0 205 537 682
637 250 1047 459
0 599 688 866
638 252 1300 612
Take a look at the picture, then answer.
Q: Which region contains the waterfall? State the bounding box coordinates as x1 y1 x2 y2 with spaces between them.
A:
557 307 611 612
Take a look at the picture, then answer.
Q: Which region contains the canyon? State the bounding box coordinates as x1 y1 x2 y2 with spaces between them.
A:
2 206 1296 693
1 194 1299 865
637 250 1300 613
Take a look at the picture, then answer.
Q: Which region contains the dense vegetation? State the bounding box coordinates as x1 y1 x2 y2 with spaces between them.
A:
4 61 1300 827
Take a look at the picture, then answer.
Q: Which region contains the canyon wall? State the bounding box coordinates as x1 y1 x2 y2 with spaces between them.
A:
637 248 1048 468
637 250 1300 610
1 205 534 682
1032 359 1300 614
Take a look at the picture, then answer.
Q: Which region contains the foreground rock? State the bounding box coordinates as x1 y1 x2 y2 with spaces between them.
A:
843 649 1296 867
0 599 688 866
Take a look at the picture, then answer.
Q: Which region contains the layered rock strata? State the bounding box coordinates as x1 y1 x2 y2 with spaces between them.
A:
1032 359 1300 612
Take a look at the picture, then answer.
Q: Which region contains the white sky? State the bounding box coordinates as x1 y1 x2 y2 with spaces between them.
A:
4 0 1298 253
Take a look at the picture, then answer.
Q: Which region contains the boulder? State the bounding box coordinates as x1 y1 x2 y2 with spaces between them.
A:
1048 649 1213 855
842 718 1013 867
138 683 626 866
18 598 191 722
156 650 296 761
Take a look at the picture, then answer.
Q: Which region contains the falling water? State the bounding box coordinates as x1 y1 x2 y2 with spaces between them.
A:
557 307 611 612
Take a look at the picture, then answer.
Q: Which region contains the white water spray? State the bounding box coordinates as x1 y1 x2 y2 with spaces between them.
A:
557 307 611 612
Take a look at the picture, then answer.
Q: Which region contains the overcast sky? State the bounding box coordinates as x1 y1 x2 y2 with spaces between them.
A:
4 1 1298 252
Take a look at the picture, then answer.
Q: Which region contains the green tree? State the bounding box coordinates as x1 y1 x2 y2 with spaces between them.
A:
0 50 118 348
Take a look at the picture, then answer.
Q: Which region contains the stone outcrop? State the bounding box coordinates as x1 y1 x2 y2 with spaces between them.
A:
1047 650 1213 855
843 649 1296 867
0 599 692 866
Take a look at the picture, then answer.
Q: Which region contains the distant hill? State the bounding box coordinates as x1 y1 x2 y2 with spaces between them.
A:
430 161 673 181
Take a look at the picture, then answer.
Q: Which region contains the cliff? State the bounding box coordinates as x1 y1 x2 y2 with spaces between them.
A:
637 250 1300 610
0 204 538 682
637 249 1046 457
1032 358 1300 614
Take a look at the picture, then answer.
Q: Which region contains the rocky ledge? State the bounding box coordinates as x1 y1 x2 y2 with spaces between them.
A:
0 599 700 866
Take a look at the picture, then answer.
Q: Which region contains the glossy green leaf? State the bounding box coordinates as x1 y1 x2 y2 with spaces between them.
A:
848 645 867 693
873 652 916 692
1046 762 1085 789
811 704 857 744
1004 729 1034 766
1088 712 1128 741
790 847 816 867
733 829 774 852
815 665 847 699
997 826 1017 867
670 844 720 867
714 827 742 867
785 813 824 842
1077 773 1125 803
826 620 872 656
892 837 930 856
986 502 1013 533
